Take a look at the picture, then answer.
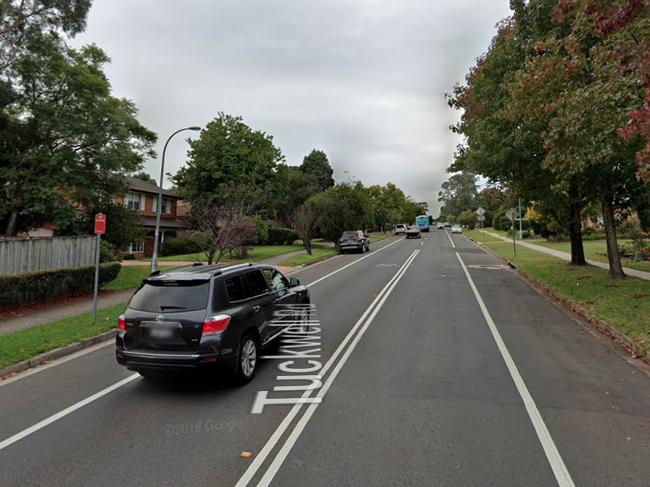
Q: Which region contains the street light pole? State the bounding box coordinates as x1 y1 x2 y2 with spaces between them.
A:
150 126 201 273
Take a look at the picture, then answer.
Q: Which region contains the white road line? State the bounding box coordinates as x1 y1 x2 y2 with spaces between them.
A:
445 229 456 248
1 238 402 385
255 250 420 487
0 373 139 452
455 253 575 487
236 249 419 487
306 237 403 288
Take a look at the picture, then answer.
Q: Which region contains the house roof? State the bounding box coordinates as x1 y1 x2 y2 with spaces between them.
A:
139 216 189 229
127 177 181 198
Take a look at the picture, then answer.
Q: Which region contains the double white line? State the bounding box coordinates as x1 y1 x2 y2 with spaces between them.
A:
237 248 420 486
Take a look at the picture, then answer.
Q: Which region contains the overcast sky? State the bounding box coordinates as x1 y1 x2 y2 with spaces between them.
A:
73 0 511 214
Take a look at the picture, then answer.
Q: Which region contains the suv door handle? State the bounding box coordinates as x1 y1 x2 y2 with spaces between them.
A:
252 305 262 313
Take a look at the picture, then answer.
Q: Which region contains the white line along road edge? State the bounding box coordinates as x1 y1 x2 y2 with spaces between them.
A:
0 237 407 452
0 374 139 452
237 248 420 487
445 229 456 248
455 252 575 487
305 236 403 288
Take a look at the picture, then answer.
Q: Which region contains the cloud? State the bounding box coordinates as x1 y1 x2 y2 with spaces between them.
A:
73 0 511 213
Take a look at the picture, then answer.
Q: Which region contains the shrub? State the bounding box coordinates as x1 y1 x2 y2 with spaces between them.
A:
0 263 121 310
521 230 531 239
498 216 513 232
458 210 478 230
160 232 210 256
100 241 118 263
122 253 136 260
265 226 299 245
492 209 506 229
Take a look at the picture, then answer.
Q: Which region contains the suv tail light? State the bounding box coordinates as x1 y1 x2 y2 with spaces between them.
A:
117 314 126 331
202 314 231 335
355 236 363 241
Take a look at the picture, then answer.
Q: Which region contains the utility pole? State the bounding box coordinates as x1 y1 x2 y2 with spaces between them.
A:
518 197 523 239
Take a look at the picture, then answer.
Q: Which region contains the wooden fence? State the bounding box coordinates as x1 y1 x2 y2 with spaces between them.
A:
0 235 96 276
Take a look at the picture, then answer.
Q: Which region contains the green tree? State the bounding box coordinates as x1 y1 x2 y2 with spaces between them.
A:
308 183 372 244
458 210 478 230
447 0 589 265
0 35 156 236
131 171 157 185
280 166 318 224
476 187 506 212
0 0 91 70
437 172 478 216
300 149 334 192
507 0 649 277
174 113 285 216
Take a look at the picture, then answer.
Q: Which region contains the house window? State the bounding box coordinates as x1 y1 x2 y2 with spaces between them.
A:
124 192 143 211
153 197 170 214
129 241 145 253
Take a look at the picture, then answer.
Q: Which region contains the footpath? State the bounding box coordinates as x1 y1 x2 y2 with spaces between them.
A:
480 229 650 281
0 259 298 337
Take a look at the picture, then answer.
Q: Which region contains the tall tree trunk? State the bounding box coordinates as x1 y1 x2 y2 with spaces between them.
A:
568 201 586 265
5 211 18 236
599 182 625 278
304 238 312 255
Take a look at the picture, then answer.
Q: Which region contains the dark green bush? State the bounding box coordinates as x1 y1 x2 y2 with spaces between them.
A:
265 226 299 245
492 209 506 229
122 253 136 260
160 232 210 256
0 263 121 310
100 241 118 263
498 216 513 231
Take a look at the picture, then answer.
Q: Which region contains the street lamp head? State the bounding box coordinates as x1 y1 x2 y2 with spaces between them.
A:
188 126 201 131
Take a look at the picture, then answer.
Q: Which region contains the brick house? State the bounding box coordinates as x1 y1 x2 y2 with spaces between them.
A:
117 177 189 257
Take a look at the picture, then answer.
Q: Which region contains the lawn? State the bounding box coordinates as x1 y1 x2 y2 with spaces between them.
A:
534 239 650 273
158 244 307 263
479 228 649 273
367 232 391 244
0 302 126 369
280 247 337 267
466 229 650 357
104 265 173 291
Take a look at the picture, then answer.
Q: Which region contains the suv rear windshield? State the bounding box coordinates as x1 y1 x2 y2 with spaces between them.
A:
342 231 358 238
129 280 210 313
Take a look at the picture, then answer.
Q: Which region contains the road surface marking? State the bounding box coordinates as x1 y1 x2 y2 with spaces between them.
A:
455 253 575 487
236 249 419 487
1 238 402 385
445 229 456 248
0 374 139 452
256 249 420 487
306 237 403 288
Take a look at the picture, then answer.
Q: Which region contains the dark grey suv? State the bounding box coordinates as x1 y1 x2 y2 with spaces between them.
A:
115 263 309 383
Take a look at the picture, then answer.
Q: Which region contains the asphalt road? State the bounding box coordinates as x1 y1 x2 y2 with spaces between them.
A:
1 231 649 486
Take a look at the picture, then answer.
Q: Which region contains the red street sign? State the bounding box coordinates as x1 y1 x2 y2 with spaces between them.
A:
94 213 106 234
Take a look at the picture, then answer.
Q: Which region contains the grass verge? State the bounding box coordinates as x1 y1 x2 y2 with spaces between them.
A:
467 229 650 357
158 244 306 263
280 247 337 267
481 227 649 273
104 265 173 291
0 303 125 369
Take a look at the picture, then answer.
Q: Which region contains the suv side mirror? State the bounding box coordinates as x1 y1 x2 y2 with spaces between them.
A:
289 277 301 287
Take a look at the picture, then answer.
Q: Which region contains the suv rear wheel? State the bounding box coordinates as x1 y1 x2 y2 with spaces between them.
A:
234 333 259 384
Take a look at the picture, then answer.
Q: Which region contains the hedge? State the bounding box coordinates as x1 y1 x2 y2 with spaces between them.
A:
265 226 299 245
0 263 121 310
160 232 210 256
